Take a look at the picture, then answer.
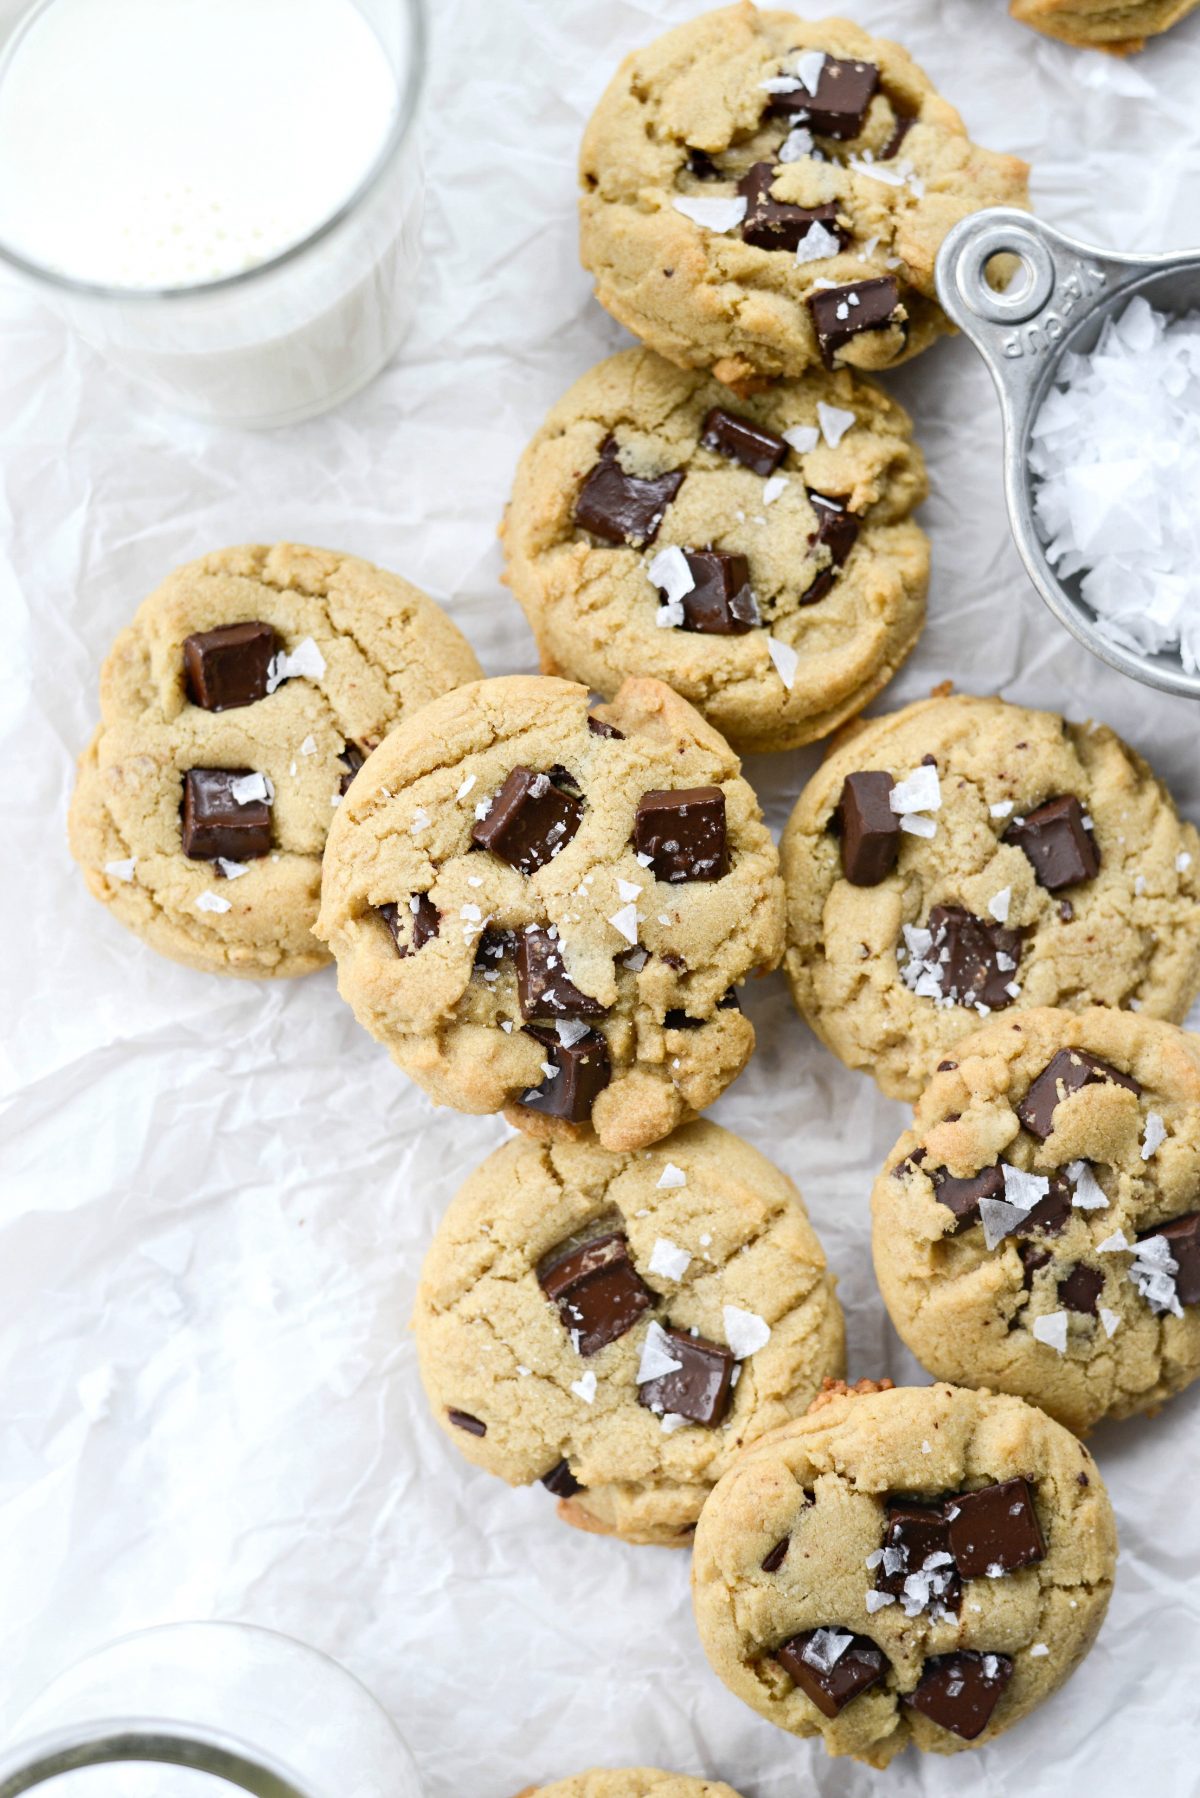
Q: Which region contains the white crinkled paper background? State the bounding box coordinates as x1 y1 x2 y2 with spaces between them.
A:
2 2 1200 1792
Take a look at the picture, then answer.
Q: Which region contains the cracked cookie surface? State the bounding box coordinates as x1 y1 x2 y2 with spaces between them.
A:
579 3 1030 383
781 693 1200 1100
520 1777 744 1798
1010 0 1198 51
691 1382 1116 1766
874 1007 1200 1433
502 347 928 755
68 543 481 978
413 1122 843 1547
317 674 784 1151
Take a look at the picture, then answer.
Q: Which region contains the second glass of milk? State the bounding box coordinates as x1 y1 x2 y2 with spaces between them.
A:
0 0 425 427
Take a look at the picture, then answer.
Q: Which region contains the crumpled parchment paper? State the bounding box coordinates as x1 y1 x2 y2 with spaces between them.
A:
2 2 1199 1793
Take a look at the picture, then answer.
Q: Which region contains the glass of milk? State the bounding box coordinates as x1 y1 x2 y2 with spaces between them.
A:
0 1622 424 1797
0 0 425 427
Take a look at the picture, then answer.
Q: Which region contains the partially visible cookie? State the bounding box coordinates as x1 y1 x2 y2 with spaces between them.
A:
316 674 784 1152
502 348 928 755
691 1382 1116 1766
781 692 1200 1100
874 1007 1200 1434
520 1775 744 1798
1010 0 1198 52
68 543 481 978
413 1122 844 1547
579 4 1030 384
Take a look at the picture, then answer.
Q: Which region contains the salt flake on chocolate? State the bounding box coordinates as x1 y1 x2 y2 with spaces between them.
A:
672 195 748 233
637 1320 684 1384
266 636 325 692
802 1627 852 1673
789 48 826 95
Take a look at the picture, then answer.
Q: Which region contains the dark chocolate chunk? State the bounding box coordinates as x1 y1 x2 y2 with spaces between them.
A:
447 1408 486 1437
637 1325 734 1427
776 1630 887 1718
803 495 859 603
182 621 278 712
516 927 606 1020
1140 1212 1200 1305
1019 1242 1052 1289
834 771 899 886
932 1164 1004 1233
761 1535 790 1573
877 1502 961 1614
181 768 272 861
766 56 880 138
474 926 515 971
907 1651 1012 1740
701 405 787 476
664 1009 703 1030
634 787 728 883
574 436 685 547
378 894 439 957
945 1477 1044 1577
587 714 624 740
808 277 901 368
923 905 1023 1012
881 114 913 160
539 1230 653 1355
1013 1171 1072 1238
668 549 759 635
519 1024 611 1124
687 146 721 179
540 1459 583 1498
1059 1264 1105 1315
738 164 849 254
1004 795 1099 892
717 986 741 1011
338 743 365 796
472 767 583 874
1017 1048 1141 1141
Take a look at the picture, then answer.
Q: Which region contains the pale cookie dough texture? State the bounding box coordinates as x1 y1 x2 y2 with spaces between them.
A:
579 3 1030 384
68 544 481 978
875 1007 1200 1434
519 1775 744 1798
692 1382 1116 1766
782 693 1200 1100
502 348 928 755
414 1122 844 1546
317 675 785 1151
1010 0 1198 51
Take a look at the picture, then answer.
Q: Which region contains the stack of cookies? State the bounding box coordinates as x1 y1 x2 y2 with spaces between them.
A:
64 2 1200 1785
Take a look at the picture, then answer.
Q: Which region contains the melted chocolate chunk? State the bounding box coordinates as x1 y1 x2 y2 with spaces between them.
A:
1004 795 1099 892
701 405 787 476
932 1164 1004 1233
671 549 759 635
338 743 366 796
181 768 272 861
808 277 901 368
515 927 606 1020
834 771 899 885
574 436 685 547
881 114 913 160
776 1631 887 1718
634 787 728 883
472 767 583 874
474 927 515 971
924 904 1023 1011
519 1024 611 1123
1017 1048 1141 1141
766 56 880 138
803 496 859 602
182 621 277 712
761 1535 790 1573
637 1326 734 1427
378 894 439 957
587 714 624 740
907 1651 1012 1739
447 1409 486 1437
540 1459 583 1498
1143 1212 1200 1305
945 1477 1044 1577
877 1502 961 1613
687 146 721 179
738 164 849 254
1019 1242 1052 1289
1013 1171 1073 1238
539 1231 653 1355
1059 1264 1104 1315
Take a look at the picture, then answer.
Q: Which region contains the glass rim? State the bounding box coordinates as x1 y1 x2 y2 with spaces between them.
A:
0 1718 314 1798
0 0 426 306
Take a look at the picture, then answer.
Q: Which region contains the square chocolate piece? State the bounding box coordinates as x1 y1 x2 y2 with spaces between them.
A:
1140 1211 1200 1306
877 1502 961 1614
945 1477 1045 1577
181 768 272 861
1059 1263 1105 1315
670 549 758 636
738 164 849 255
473 767 583 875
766 56 880 139
574 437 686 547
634 787 728 883
776 1630 887 1719
907 1651 1012 1740
516 927 607 1019
808 277 902 368
924 905 1023 1012
587 714 624 740
519 1024 611 1124
1012 1171 1073 1238
540 1458 583 1498
700 406 787 476
932 1164 1004 1233
834 771 898 886
183 621 278 712
637 1325 734 1426
803 496 859 603
539 1230 654 1355
1016 1048 1141 1141
1004 795 1099 891
379 894 439 958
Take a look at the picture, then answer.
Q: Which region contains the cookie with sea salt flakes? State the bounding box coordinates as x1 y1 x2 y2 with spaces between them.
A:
68 543 481 979
519 1776 746 1798
316 674 784 1152
874 1007 1200 1434
578 4 1030 385
691 1382 1116 1767
781 692 1200 1101
501 347 928 755
1010 0 1198 53
413 1121 844 1548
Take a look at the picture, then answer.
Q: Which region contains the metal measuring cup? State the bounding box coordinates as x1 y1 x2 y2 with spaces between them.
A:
935 206 1200 700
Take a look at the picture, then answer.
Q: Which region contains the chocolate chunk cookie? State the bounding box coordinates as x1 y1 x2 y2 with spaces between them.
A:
502 348 928 754
316 675 784 1151
1010 0 1198 52
68 543 481 978
519 1776 744 1798
579 4 1030 384
414 1122 843 1547
691 1382 1116 1765
781 693 1200 1099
